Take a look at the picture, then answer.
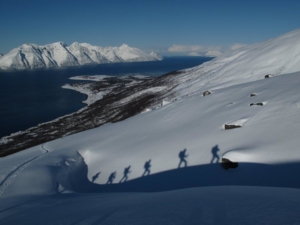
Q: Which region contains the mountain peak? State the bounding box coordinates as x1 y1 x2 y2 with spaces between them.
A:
0 42 163 70
120 44 130 49
48 42 67 47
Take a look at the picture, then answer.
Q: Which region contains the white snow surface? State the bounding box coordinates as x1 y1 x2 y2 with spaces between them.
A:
174 28 300 97
1 29 300 224
0 42 162 70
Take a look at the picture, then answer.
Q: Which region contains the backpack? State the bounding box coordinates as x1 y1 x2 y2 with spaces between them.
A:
179 151 184 158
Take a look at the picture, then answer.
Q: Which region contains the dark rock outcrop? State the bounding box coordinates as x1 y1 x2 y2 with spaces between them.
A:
203 91 211 96
250 93 256 97
250 103 264 106
224 124 241 130
221 158 238 170
265 74 274 78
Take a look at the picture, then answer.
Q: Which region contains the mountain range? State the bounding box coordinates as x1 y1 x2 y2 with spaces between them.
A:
0 42 162 70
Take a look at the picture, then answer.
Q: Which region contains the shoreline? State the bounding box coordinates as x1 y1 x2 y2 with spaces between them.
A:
61 74 151 105
0 74 152 142
0 73 176 157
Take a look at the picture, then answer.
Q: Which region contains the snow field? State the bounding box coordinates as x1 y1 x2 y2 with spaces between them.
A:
2 72 297 193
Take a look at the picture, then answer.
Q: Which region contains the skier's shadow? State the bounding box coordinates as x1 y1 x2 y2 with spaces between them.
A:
178 148 188 168
54 146 300 194
210 145 220 164
119 166 131 183
92 172 100 183
106 171 116 184
142 160 151 176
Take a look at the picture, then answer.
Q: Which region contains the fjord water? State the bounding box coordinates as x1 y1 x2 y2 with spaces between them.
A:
0 57 212 138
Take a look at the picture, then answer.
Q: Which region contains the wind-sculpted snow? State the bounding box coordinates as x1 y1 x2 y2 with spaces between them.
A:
0 42 162 70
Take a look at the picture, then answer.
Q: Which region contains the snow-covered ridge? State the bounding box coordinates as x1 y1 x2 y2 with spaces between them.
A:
0 42 163 70
173 28 300 97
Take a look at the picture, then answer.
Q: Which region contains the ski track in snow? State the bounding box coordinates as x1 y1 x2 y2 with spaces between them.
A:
0 144 50 199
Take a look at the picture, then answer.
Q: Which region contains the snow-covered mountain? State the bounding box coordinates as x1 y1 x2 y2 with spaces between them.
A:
0 42 162 70
1 29 300 224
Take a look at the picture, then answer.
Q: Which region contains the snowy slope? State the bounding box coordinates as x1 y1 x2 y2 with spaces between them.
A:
0 42 162 70
1 29 300 224
67 42 110 65
173 28 300 97
113 44 163 62
2 71 297 188
44 42 79 67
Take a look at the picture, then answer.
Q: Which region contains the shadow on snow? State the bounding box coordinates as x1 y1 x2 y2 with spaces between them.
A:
49 152 300 194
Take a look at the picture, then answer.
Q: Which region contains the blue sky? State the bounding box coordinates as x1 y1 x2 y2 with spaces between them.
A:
0 0 299 55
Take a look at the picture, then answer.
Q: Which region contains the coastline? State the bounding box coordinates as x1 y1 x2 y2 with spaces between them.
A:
61 75 151 105
0 73 177 157
0 57 214 157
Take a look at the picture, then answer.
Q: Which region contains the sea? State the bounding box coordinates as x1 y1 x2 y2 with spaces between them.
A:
0 56 212 138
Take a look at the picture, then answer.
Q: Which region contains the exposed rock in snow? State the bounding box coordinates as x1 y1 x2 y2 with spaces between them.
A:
0 53 3 58
224 119 248 130
224 124 241 130
250 102 264 106
0 42 162 70
203 90 211 96
265 74 274 78
221 158 238 170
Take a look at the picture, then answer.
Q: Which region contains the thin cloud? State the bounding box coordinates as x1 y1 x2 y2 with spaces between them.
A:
204 50 222 57
168 44 223 57
188 52 202 56
231 43 247 50
168 45 203 53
